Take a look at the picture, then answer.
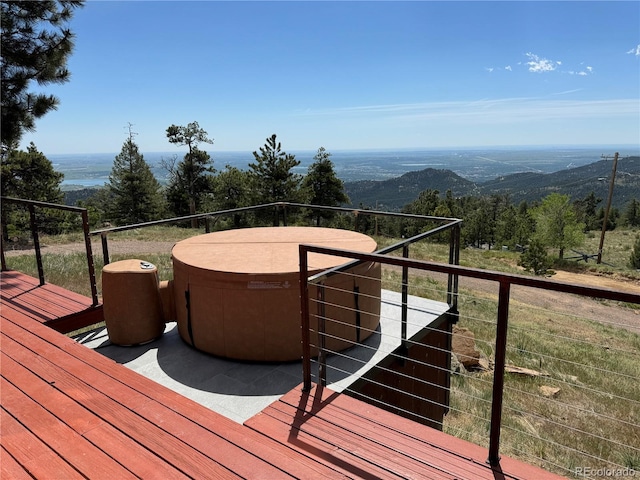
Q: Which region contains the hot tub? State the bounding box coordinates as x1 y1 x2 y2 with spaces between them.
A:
171 226 381 361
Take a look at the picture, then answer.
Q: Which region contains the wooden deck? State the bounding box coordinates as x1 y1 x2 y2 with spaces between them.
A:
1 271 567 479
246 384 563 480
0 270 102 333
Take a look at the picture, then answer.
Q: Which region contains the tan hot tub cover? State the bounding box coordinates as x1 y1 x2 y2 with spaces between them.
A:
172 227 381 361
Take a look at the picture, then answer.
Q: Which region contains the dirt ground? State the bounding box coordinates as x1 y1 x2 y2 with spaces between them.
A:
6 239 640 334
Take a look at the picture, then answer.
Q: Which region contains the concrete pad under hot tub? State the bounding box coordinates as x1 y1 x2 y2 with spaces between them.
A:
171 227 381 362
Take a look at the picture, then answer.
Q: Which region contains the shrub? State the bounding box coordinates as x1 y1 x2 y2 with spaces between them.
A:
519 239 552 275
629 235 640 269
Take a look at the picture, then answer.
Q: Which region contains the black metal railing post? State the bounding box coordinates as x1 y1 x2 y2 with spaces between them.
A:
318 282 327 386
447 223 461 313
488 279 511 466
101 233 110 266
81 210 99 306
1 222 6 271
401 244 410 350
300 245 312 392
28 204 45 285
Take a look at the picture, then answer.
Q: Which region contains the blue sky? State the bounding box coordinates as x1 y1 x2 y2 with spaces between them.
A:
21 1 640 155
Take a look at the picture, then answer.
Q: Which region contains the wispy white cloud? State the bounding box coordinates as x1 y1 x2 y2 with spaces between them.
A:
568 65 594 76
484 65 513 73
288 98 638 148
627 44 640 56
525 52 558 73
295 98 638 124
552 89 583 96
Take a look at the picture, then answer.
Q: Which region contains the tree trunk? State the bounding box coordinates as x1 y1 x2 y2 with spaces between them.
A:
189 198 197 229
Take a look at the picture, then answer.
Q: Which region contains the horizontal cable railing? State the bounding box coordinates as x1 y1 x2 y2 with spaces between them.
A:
299 244 640 477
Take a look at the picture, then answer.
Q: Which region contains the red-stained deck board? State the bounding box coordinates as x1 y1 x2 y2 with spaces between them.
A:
1 379 137 479
250 399 454 480
0 284 339 479
2 273 568 480
1 292 347 479
1 352 188 480
0 445 35 480
1 323 271 480
246 384 567 480
0 411 84 480
1 270 100 331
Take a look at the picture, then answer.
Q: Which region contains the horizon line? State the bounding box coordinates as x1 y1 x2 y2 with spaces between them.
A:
46 143 640 157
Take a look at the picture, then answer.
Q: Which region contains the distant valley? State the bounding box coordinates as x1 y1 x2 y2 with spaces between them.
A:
344 156 640 210
55 147 640 210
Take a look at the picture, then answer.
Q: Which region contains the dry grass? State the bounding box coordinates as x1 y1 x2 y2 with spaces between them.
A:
376 227 640 280
382 267 640 478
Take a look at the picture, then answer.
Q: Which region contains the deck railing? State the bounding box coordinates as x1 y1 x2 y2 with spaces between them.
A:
299 244 640 476
5 196 637 476
0 196 99 306
90 201 462 267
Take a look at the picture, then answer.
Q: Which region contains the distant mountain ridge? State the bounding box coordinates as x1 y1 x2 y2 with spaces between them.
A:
344 156 640 210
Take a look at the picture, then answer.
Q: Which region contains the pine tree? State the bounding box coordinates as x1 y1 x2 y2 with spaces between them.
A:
1 142 63 202
573 191 601 231
623 199 640 228
107 125 164 225
302 147 349 226
0 142 65 238
1 1 84 149
211 165 252 227
519 239 551 275
165 121 214 226
630 236 640 269
249 134 302 225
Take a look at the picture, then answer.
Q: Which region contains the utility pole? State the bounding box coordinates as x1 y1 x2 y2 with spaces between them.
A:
597 152 619 264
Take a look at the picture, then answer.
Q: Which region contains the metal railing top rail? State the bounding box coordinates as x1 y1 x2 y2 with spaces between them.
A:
301 244 639 303
306 220 462 283
0 196 99 306
89 201 460 237
2 196 90 213
282 201 462 223
89 203 281 236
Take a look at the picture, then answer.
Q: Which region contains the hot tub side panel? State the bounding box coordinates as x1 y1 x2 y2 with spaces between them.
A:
173 258 381 362
173 258 302 361
309 262 381 356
